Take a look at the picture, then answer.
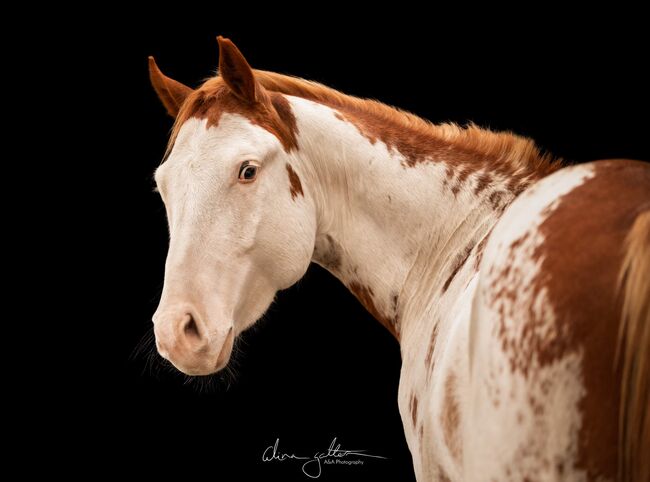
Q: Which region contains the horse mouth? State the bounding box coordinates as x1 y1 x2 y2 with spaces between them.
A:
164 326 235 376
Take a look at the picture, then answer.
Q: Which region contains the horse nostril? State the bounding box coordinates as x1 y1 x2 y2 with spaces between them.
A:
183 314 201 342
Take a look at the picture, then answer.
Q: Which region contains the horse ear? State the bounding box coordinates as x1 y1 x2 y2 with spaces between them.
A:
148 57 193 117
217 36 257 103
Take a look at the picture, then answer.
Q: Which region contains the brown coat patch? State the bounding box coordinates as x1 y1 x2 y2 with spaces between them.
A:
524 160 650 479
488 190 507 211
285 163 304 199
474 172 493 195
424 323 439 379
270 93 298 146
410 393 419 427
442 242 474 293
313 234 342 270
438 466 451 482
473 227 494 270
169 81 299 155
441 371 462 462
348 281 398 339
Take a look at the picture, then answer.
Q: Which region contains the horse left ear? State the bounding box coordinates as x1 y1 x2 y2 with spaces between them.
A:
148 56 193 117
217 36 257 103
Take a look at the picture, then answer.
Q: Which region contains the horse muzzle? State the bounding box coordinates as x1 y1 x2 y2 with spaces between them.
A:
153 306 234 376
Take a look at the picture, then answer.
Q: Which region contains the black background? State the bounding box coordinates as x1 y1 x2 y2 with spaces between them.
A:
85 12 648 481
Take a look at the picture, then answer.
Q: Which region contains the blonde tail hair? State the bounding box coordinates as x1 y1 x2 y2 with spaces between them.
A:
618 209 650 482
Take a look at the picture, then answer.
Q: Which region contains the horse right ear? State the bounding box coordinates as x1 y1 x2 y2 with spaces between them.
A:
148 57 193 117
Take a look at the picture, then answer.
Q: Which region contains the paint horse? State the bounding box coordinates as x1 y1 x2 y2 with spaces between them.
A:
148 37 649 481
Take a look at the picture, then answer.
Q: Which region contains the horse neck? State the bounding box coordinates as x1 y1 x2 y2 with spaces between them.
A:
287 96 527 342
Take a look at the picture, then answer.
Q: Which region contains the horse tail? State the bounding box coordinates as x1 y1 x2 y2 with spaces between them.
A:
618 209 650 482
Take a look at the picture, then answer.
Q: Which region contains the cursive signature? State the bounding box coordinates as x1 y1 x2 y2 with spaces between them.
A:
262 437 387 478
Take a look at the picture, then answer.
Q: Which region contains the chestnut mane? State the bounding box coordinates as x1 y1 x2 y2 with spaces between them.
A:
170 69 561 183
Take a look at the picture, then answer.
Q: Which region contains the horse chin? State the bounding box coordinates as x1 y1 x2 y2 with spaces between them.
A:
172 363 221 377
